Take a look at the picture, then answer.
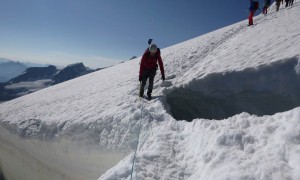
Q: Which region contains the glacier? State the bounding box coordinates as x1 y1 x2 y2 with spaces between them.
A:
1 2 300 180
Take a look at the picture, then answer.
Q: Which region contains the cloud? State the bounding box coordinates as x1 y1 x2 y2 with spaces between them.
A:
0 50 123 69
50 51 123 69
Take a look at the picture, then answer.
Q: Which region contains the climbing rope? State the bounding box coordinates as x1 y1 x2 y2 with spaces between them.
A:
130 84 144 180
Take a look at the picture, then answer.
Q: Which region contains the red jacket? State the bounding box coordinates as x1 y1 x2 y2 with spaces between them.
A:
139 49 165 78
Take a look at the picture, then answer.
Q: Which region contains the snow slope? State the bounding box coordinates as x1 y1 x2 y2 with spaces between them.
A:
0 2 300 180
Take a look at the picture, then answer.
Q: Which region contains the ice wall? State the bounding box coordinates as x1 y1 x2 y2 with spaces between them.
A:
167 57 300 121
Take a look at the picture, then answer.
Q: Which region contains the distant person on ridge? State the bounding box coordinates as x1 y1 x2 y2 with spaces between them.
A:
276 0 281 11
248 0 259 26
263 0 271 14
289 0 294 6
285 0 290 7
139 41 165 100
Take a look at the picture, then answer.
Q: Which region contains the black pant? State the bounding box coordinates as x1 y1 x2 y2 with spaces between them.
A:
276 1 281 11
139 69 156 97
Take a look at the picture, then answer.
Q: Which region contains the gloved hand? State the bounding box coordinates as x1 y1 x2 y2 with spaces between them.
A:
162 74 165 81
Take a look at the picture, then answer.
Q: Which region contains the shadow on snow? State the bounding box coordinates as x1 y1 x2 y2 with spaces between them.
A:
167 57 300 121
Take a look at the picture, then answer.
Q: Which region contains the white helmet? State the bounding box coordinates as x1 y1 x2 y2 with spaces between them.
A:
149 44 157 53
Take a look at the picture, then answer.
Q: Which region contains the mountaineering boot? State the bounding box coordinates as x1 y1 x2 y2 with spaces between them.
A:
147 93 152 101
139 89 144 98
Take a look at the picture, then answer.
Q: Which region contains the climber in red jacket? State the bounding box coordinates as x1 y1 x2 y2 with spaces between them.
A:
139 43 165 100
248 0 259 26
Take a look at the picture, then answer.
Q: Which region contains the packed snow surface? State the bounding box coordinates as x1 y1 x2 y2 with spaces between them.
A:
0 2 300 180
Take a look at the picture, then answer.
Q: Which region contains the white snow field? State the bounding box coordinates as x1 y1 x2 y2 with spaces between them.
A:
1 2 300 180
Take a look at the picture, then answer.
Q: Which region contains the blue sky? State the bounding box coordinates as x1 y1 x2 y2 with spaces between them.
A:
0 0 252 68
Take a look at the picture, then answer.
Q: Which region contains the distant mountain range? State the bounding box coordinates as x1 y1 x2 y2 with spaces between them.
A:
0 61 27 82
52 63 95 84
0 58 11 63
0 58 49 82
0 59 101 101
7 65 58 84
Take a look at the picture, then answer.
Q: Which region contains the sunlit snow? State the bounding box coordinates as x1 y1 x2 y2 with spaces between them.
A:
0 2 300 180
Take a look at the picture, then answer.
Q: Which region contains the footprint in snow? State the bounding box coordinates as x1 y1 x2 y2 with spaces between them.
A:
160 80 173 87
166 74 176 80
